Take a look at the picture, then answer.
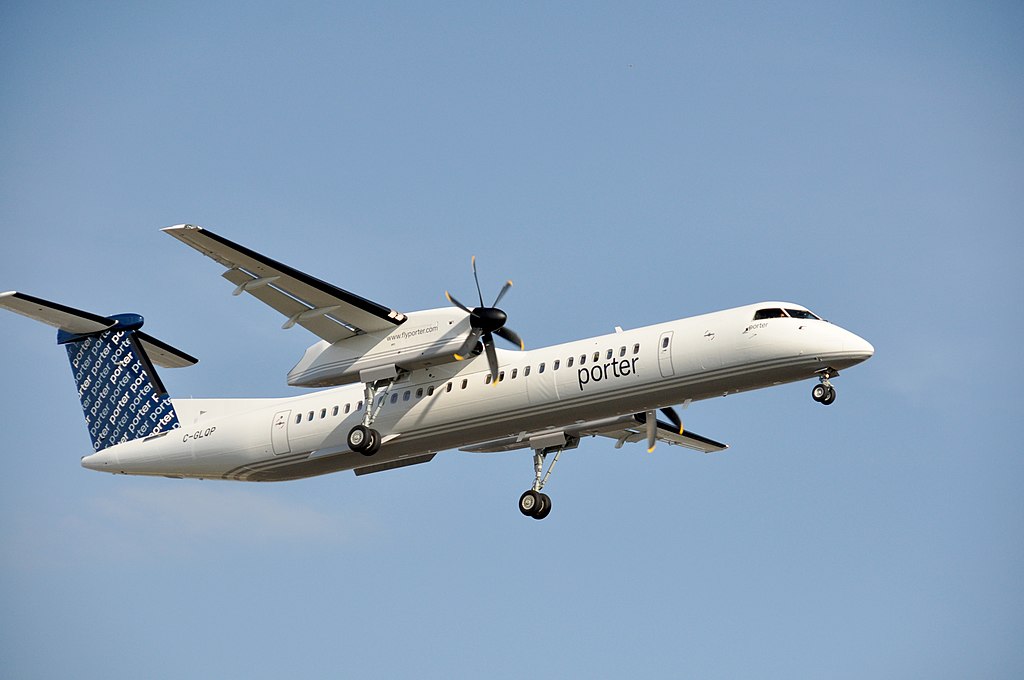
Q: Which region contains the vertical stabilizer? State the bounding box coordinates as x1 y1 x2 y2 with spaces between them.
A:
1 292 197 452
61 316 181 451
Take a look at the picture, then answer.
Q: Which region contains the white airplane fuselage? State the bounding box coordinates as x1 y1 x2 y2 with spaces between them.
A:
80 301 873 481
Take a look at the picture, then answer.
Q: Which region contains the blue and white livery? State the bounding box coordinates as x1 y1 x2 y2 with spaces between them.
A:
1 226 874 519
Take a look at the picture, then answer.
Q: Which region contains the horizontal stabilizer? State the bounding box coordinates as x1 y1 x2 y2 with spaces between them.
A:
1 291 194 451
0 291 198 368
0 291 113 335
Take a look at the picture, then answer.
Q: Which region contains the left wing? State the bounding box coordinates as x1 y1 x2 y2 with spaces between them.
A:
461 413 728 454
163 225 407 343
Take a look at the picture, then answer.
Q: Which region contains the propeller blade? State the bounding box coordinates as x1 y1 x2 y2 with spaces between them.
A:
446 291 472 314
453 327 483 360
483 332 500 385
494 325 524 350
471 255 484 307
492 280 513 307
660 406 683 434
645 410 658 453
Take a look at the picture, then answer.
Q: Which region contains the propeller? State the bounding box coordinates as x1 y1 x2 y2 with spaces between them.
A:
446 256 524 384
638 406 685 452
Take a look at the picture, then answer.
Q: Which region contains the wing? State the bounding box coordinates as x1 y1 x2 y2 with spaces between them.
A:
163 225 407 342
460 413 728 454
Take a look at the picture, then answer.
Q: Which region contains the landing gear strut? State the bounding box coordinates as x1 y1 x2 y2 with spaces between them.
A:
347 376 399 456
812 369 837 405
518 446 564 520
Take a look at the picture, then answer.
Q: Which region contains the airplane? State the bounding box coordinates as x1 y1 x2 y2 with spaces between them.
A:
0 225 874 519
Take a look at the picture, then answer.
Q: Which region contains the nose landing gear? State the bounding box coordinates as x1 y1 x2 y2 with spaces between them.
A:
812 369 837 405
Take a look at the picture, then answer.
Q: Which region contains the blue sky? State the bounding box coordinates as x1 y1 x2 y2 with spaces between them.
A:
1 2 1021 678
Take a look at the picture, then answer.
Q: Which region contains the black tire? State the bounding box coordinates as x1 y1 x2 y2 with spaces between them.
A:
534 493 552 520
519 490 541 517
812 384 827 402
822 387 836 405
348 425 371 453
363 428 381 456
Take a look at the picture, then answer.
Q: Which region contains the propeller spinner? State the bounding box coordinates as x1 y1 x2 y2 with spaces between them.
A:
446 256 524 384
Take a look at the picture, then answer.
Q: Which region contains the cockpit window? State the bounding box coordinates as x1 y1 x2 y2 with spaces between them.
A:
786 309 821 320
753 308 787 319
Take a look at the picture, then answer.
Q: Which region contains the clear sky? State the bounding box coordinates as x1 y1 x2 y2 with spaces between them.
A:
1 2 1021 678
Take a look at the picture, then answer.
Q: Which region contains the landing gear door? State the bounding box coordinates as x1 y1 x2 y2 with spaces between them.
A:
658 331 675 378
271 410 291 455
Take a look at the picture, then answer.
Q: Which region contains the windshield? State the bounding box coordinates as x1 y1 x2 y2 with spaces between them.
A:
753 308 822 320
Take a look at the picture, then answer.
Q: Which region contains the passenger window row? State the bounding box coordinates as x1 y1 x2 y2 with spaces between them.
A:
294 343 644 424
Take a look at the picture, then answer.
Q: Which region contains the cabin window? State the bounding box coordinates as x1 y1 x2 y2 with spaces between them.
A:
390 394 398 404
619 346 626 357
486 374 492 384
344 403 351 414
511 368 518 379
593 352 600 363
499 371 505 382
633 343 640 354
567 357 574 368
786 309 820 320
332 406 339 417
606 349 613 360
553 360 560 370
295 414 302 424
461 379 468 389
425 387 432 397
580 354 586 365
525 366 531 377
446 382 453 393
320 408 327 419
357 401 363 411
307 411 314 422
403 390 411 401
539 362 546 374
753 308 787 320
662 337 670 349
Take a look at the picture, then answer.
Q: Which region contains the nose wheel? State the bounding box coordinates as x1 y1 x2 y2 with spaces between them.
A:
812 369 837 405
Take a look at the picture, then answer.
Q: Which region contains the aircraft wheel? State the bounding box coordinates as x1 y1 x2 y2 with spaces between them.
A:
519 490 542 517
821 386 836 405
364 428 382 456
533 493 552 520
348 425 371 453
811 384 827 402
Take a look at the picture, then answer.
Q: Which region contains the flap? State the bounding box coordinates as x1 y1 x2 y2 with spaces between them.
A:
164 225 407 343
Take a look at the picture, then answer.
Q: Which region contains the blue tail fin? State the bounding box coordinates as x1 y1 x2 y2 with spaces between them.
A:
61 315 182 451
1 292 197 452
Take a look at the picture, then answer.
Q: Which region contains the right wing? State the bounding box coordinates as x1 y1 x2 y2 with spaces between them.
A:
163 225 407 343
460 413 728 454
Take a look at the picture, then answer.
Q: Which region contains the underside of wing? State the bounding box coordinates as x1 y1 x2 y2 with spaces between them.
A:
163 225 407 343
461 414 728 454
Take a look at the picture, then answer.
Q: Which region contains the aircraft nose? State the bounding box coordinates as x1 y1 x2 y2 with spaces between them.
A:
845 331 874 361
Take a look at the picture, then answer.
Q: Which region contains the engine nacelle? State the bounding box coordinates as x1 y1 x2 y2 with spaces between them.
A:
287 308 472 387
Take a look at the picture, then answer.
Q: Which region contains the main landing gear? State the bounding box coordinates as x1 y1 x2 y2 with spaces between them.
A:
519 445 568 520
812 368 837 405
347 376 399 456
